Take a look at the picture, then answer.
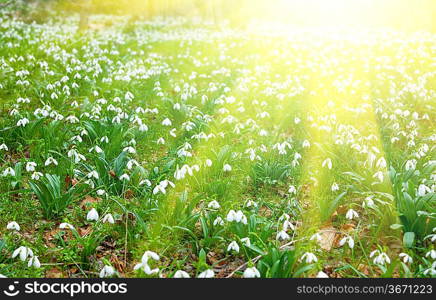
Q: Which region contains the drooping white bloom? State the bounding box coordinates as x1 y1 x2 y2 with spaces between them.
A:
418 184 431 197
213 217 224 226
208 200 220 209
99 265 116 278
102 213 115 224
288 185 297 194
345 209 359 220
339 236 355 249
426 250 436 260
26 162 37 172
2 167 15 177
0 143 8 151
226 210 247 224
331 182 339 192
399 253 413 264
322 158 332 169
241 237 251 247
205 159 213 167
316 271 329 278
7 221 20 231
243 267 260 278
59 223 75 230
119 174 130 181
301 252 318 264
198 269 214 278
174 270 190 278
28 256 41 268
276 230 290 241
223 164 232 172
86 208 99 221
12 246 33 261
370 250 391 265
44 157 58 166
134 251 160 275
227 241 240 253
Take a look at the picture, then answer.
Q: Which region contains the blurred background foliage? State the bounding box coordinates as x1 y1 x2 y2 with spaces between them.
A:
0 0 435 31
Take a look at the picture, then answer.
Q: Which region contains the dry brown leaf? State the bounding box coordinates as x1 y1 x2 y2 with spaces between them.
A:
46 268 64 278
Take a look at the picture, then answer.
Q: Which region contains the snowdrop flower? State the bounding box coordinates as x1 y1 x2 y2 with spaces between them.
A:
162 118 172 126
345 209 358 220
86 208 99 221
97 189 106 196
28 256 41 268
227 241 240 253
87 170 99 180
241 237 251 247
208 200 220 209
31 172 43 180
198 269 214 278
245 200 257 208
213 217 224 226
288 185 297 194
44 157 58 166
276 230 290 241
0 143 8 151
26 162 37 172
226 210 247 224
119 174 130 181
2 167 15 177
17 118 29 127
153 180 175 195
243 267 260 278
331 182 339 192
12 246 33 261
399 253 413 264
205 159 213 167
310 233 322 242
99 265 116 278
322 158 332 169
425 250 436 260
7 221 20 231
302 140 310 148
223 164 232 172
418 184 431 197
301 252 318 264
174 270 190 278
102 213 115 224
283 220 295 231
134 251 160 275
316 271 329 278
59 223 75 230
339 236 355 249
370 250 391 265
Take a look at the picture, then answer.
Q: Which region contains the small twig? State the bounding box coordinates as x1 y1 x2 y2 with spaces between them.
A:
225 237 306 278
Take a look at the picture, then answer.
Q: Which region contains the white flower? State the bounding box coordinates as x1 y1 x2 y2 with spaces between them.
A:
276 230 290 241
243 267 260 278
339 236 355 249
370 250 390 265
345 209 359 220
59 223 75 230
97 189 106 196
7 221 20 231
223 164 232 172
174 270 190 278
162 118 172 126
28 256 41 268
26 162 37 172
134 251 160 275
331 182 339 191
12 246 33 261
86 208 99 221
226 210 247 224
99 265 116 278
119 174 130 181
288 185 297 194
241 237 251 247
2 167 15 177
0 143 8 151
205 159 213 167
316 271 329 278
198 269 214 278
227 241 240 253
31 172 43 180
208 200 220 209
322 158 332 169
301 252 318 264
399 253 413 264
87 170 99 180
426 250 436 260
102 213 115 224
418 184 431 197
283 220 295 231
213 217 224 226
44 157 58 166
17 118 29 127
